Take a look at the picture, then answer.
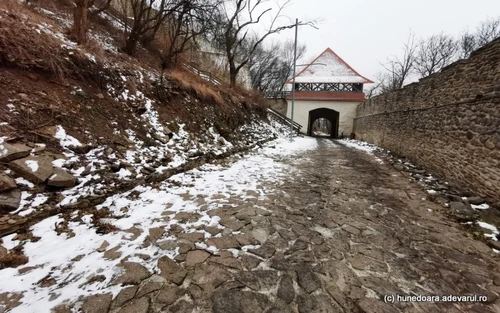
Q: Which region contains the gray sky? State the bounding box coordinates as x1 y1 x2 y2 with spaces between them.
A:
272 0 500 83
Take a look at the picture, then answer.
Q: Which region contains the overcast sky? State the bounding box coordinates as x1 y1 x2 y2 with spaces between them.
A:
270 0 500 84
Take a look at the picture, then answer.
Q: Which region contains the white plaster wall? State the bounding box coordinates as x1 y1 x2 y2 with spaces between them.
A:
286 100 360 136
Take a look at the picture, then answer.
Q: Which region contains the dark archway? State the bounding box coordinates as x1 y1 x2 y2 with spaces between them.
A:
308 108 339 138
311 118 332 137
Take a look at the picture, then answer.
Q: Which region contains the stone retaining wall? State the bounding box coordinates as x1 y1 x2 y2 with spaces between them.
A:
354 38 500 205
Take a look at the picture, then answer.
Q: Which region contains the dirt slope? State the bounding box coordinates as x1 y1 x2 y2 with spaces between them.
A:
0 1 282 249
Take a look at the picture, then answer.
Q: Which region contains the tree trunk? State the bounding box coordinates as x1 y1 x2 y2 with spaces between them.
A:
229 63 237 87
73 0 89 44
124 30 140 55
163 52 180 70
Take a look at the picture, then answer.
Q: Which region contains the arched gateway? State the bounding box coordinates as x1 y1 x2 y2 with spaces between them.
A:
308 108 339 138
285 48 372 138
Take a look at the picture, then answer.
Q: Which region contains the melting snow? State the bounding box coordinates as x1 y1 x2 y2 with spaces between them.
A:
472 203 490 210
15 177 34 188
0 137 7 157
116 168 132 178
25 160 39 172
477 222 498 233
52 159 66 168
340 139 384 164
0 133 317 313
7 104 16 112
55 125 82 147
31 194 49 207
143 99 164 134
264 137 318 155
312 225 336 238
477 221 499 242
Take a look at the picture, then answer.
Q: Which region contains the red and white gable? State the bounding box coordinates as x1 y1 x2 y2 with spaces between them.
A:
290 48 373 84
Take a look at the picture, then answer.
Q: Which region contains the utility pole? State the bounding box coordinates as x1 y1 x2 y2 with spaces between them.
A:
290 18 298 141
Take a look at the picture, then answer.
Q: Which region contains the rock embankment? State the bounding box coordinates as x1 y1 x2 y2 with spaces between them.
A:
1 141 76 213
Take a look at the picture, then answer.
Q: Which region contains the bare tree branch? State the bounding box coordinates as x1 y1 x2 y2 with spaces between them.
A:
217 0 317 87
248 39 306 95
379 32 417 91
414 32 458 78
476 17 500 46
155 0 220 74
123 0 185 55
458 17 500 59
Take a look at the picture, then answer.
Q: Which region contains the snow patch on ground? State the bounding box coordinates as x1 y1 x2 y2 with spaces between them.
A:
116 168 132 179
25 160 39 172
52 159 66 168
339 139 384 164
0 128 314 313
263 137 318 156
477 221 499 242
312 225 336 238
54 125 82 147
15 177 34 188
472 203 490 210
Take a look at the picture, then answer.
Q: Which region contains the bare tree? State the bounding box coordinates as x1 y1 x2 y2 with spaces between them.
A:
475 17 500 46
123 0 184 55
457 30 478 59
248 42 282 92
218 0 315 87
248 39 306 95
280 39 306 81
379 33 417 91
157 0 220 72
376 17 500 95
73 0 112 44
414 33 458 78
376 72 399 94
364 78 383 98
458 17 500 59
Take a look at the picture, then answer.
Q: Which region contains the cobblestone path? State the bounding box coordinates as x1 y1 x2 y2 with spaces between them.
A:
110 139 500 313
4 138 500 313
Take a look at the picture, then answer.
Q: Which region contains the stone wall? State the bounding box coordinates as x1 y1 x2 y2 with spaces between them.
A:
354 38 500 205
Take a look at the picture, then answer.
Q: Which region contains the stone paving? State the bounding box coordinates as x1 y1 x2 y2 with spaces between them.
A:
10 138 500 313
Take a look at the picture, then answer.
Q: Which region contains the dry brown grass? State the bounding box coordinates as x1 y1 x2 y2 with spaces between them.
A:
83 39 107 61
239 86 268 105
1 7 66 77
0 251 29 269
0 0 269 144
94 218 119 234
0 0 104 84
86 208 119 234
167 69 227 107
182 51 268 111
187 50 230 83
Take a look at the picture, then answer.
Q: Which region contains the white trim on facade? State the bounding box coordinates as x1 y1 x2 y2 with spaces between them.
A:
286 100 361 136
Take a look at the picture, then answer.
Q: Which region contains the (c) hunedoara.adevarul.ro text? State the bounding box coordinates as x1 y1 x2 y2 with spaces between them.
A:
383 294 489 303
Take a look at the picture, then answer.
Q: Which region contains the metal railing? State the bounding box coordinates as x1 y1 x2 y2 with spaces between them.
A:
267 108 301 133
183 62 223 86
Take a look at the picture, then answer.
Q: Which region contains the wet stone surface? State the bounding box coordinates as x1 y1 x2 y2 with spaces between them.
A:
6 138 500 313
